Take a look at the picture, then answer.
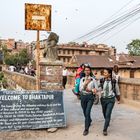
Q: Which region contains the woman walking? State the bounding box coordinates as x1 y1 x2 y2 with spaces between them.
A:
100 68 119 136
79 65 97 136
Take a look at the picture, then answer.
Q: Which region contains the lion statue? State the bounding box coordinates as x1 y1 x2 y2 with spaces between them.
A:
43 32 59 61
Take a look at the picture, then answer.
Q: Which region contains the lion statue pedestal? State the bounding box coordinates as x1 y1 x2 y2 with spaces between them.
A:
39 32 63 90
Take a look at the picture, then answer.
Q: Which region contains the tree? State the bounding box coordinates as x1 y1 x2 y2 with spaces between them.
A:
4 48 30 66
127 39 140 56
18 49 30 65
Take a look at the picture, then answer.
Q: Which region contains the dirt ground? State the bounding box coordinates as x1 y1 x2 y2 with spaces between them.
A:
0 89 140 140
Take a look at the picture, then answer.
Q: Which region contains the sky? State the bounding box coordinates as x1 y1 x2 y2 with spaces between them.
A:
0 0 140 53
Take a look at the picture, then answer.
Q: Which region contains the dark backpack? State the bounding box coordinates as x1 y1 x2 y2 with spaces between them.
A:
80 71 85 79
100 78 116 95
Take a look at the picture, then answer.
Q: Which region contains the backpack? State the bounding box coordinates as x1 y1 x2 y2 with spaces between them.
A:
100 78 116 96
80 71 85 79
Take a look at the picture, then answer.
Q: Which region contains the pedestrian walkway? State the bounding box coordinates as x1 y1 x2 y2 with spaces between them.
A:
63 89 140 140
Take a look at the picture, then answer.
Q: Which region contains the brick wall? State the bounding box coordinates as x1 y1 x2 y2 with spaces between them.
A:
119 78 140 108
3 70 36 90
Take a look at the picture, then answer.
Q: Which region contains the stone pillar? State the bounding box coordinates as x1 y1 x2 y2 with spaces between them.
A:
39 59 63 90
39 59 64 132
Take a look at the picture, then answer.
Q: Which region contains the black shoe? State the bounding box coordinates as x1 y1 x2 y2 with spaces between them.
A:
77 94 81 100
103 130 108 136
83 130 89 136
72 89 78 95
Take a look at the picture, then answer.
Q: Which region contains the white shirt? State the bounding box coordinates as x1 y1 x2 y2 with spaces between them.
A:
102 80 115 98
79 76 98 94
25 67 29 74
9 65 15 72
112 71 120 82
62 69 68 76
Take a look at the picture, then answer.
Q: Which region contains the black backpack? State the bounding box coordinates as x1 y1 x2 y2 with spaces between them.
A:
80 71 85 79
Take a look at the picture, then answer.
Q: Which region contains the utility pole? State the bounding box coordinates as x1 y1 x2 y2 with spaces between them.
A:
36 30 40 90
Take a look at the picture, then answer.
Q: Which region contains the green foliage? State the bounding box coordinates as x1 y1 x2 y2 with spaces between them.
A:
127 39 140 56
1 44 8 57
4 54 16 65
4 48 30 66
30 60 36 69
18 49 30 65
0 72 8 89
2 77 8 88
0 72 4 80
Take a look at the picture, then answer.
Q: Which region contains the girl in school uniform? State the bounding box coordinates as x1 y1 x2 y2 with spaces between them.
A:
79 65 97 136
100 68 119 136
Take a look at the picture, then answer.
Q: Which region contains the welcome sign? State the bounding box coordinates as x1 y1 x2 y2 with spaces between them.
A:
0 90 66 131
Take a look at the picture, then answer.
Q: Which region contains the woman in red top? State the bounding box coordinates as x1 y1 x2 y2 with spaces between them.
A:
72 64 85 95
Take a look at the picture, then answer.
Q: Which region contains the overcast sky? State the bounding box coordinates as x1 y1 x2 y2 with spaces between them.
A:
0 0 140 53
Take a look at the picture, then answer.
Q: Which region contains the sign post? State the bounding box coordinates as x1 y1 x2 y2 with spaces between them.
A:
36 30 40 90
25 3 51 90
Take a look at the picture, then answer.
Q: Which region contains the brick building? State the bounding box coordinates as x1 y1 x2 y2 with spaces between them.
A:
32 40 116 64
57 43 116 63
0 38 29 54
69 54 140 78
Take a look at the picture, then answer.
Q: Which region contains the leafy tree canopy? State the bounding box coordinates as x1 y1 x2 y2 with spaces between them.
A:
127 39 140 56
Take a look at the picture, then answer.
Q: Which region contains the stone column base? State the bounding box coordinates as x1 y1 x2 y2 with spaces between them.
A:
39 59 63 90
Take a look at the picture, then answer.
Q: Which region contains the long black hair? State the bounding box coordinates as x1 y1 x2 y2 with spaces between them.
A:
84 65 93 77
105 68 112 79
80 63 85 68
101 68 116 93
113 64 119 73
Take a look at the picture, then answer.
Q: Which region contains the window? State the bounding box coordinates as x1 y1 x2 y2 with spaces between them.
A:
67 58 70 62
130 70 134 78
58 50 61 54
79 50 82 54
72 50 74 54
86 51 89 55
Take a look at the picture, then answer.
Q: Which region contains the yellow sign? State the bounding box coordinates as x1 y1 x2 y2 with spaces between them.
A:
25 3 51 31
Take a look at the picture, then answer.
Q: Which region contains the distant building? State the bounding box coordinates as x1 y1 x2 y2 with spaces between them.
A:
57 43 116 63
69 54 140 78
0 38 29 54
32 40 116 63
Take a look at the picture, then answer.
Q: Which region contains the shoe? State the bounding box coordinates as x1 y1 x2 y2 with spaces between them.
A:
83 130 89 136
77 94 81 100
72 89 78 95
103 130 108 136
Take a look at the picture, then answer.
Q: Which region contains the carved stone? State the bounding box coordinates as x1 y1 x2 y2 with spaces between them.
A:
42 32 59 61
